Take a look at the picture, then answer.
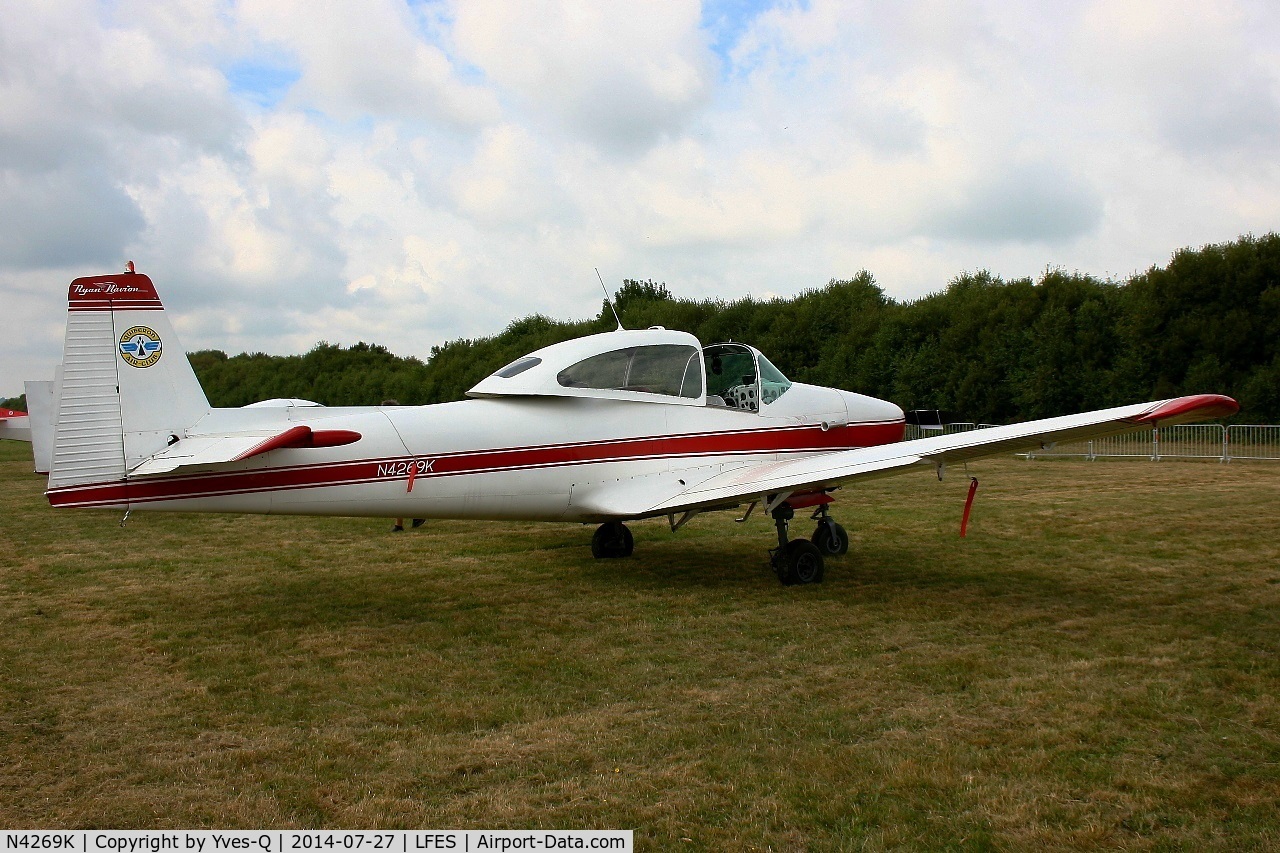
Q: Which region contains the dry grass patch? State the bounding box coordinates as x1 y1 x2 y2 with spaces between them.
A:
2 441 1280 848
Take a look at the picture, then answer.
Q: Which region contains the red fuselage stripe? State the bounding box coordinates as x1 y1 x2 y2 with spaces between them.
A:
47 421 906 508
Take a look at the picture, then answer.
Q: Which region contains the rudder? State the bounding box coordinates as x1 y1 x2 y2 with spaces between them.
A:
49 270 211 497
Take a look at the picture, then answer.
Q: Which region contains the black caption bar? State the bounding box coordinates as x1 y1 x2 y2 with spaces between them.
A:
3 832 632 853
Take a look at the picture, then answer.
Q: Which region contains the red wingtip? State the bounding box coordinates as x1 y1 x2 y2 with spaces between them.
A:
1133 394 1240 425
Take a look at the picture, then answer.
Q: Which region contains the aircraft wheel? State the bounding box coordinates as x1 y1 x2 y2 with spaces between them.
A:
591 522 634 559
811 520 849 556
776 539 824 586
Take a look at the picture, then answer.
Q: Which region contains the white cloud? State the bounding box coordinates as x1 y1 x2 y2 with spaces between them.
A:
926 161 1103 244
449 123 560 224
0 166 146 268
2 0 1279 401
237 0 498 126
452 0 715 153
1076 0 1280 157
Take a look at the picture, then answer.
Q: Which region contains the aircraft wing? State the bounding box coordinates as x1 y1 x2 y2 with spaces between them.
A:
601 394 1239 519
129 425 361 476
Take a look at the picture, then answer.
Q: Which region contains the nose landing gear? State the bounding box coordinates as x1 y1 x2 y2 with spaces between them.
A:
810 504 849 556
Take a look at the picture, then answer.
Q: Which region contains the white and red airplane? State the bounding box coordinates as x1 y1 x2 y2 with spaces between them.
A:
0 407 30 442
43 267 1238 584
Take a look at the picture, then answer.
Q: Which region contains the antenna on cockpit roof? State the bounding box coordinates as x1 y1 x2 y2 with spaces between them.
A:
596 268 624 331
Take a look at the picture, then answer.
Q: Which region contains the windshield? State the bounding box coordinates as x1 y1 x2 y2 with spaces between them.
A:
757 352 792 405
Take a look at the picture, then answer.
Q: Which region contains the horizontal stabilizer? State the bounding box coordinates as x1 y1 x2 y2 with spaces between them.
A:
130 426 361 477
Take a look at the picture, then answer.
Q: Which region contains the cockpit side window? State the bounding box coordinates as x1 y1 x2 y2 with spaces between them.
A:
493 356 542 378
557 348 631 389
703 344 793 411
704 344 759 411
557 345 701 398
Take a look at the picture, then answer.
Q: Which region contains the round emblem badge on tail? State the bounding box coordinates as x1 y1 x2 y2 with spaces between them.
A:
119 325 163 368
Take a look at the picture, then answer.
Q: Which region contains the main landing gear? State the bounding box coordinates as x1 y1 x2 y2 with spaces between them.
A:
589 499 847 586
591 521 634 559
770 499 848 585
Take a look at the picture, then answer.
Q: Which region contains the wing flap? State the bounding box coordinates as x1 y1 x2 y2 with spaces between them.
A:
639 450 928 517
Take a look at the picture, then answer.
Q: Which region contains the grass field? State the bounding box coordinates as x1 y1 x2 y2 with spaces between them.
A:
2 438 1279 849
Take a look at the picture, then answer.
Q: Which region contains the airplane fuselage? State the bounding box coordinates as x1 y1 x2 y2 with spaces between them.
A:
49 385 905 521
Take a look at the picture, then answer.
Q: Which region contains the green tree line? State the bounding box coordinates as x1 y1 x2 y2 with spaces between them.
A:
5 233 1278 421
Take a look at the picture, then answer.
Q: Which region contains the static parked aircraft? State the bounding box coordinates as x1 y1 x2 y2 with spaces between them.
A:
0 408 30 442
43 268 1238 584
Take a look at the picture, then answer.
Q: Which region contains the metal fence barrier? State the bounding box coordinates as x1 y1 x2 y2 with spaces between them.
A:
1021 424 1280 462
903 423 999 441
1038 429 1158 460
1226 425 1280 461
903 422 1280 462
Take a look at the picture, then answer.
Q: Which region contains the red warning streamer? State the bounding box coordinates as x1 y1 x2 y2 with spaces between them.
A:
960 477 979 537
406 461 418 493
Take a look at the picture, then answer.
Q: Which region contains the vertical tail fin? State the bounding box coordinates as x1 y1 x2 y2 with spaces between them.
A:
48 270 210 494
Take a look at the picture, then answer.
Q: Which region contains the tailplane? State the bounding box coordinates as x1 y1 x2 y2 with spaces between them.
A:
49 268 210 495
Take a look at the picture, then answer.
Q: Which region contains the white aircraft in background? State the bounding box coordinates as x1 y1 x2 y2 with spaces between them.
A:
42 267 1238 584
0 407 30 442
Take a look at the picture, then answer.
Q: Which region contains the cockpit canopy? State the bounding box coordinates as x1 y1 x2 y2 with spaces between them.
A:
702 342 792 410
467 327 791 411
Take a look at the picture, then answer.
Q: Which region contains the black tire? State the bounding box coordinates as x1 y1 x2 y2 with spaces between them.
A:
777 539 824 585
591 522 634 559
811 520 849 556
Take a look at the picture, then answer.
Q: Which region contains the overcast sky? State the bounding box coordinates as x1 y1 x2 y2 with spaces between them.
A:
3 0 1279 399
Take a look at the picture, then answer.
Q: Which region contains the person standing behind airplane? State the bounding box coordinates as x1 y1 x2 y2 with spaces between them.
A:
382 399 425 532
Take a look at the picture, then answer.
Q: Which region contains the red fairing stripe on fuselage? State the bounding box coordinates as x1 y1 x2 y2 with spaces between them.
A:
46 420 906 509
